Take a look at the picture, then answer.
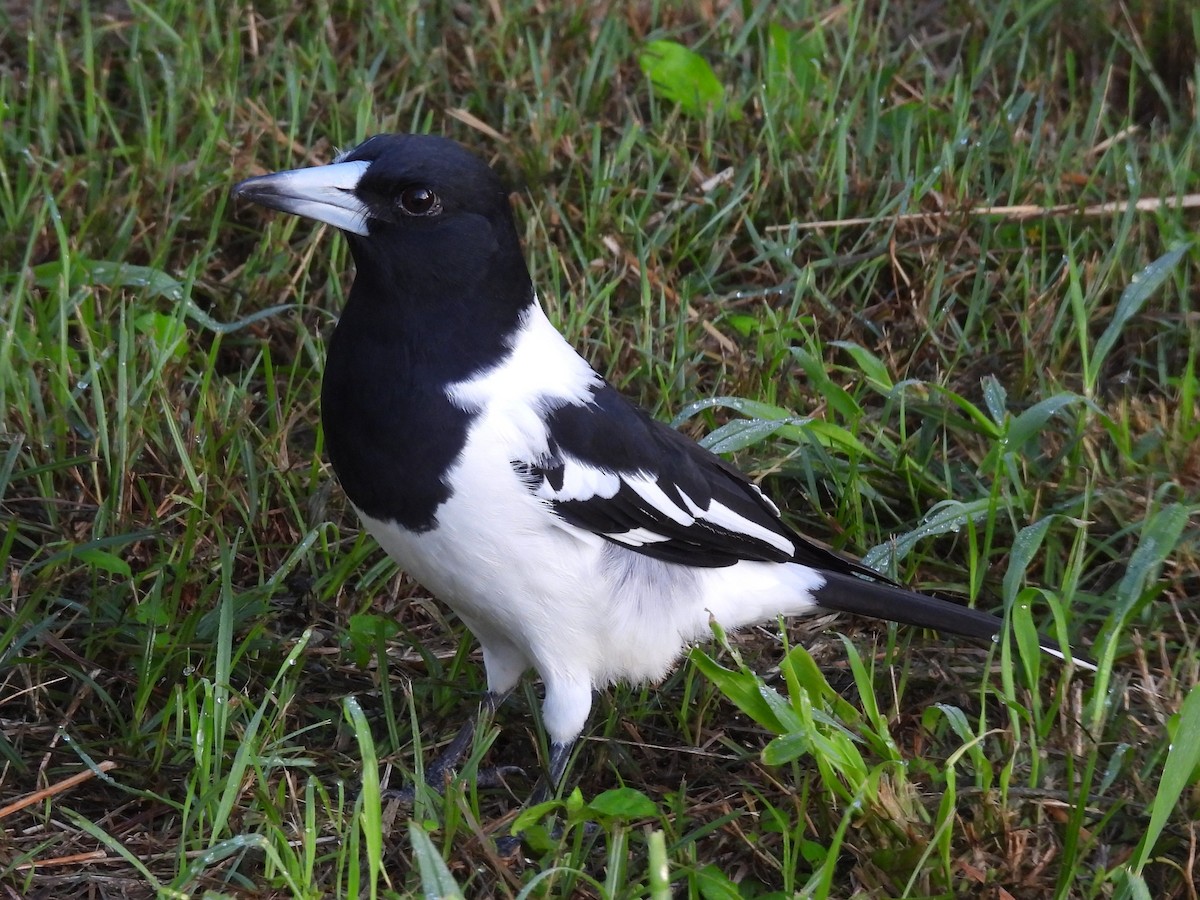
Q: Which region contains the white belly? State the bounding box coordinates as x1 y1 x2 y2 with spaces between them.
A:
356 441 706 695
346 302 827 744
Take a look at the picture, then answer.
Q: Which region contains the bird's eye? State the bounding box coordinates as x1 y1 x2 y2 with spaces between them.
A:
397 186 442 217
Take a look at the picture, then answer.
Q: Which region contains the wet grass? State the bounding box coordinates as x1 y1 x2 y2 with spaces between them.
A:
1 0 1198 896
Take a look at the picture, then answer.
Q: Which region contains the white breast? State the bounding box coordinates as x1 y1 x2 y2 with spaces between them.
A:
353 300 827 744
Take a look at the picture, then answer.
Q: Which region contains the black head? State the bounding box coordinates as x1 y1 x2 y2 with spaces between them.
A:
234 135 538 526
233 133 532 311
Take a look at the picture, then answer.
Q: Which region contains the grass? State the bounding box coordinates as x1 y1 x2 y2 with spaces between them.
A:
1 0 1198 896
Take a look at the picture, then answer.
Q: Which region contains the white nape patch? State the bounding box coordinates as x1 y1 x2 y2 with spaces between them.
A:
447 301 601 458
261 160 371 235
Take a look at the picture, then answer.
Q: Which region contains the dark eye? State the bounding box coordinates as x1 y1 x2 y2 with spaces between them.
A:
398 186 441 216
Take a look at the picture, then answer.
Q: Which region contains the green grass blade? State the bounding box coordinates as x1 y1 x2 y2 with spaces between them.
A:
1126 682 1200 875
409 823 467 900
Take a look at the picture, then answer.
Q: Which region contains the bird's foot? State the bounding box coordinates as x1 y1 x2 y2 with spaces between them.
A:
383 764 527 803
495 817 601 858
492 740 579 855
381 699 523 802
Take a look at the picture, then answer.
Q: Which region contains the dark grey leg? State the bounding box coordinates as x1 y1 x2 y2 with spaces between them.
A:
386 691 517 800
525 740 575 806
494 739 578 856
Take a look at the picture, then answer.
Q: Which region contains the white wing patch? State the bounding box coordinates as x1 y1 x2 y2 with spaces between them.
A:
624 475 694 526
749 483 782 516
700 498 795 555
533 456 622 503
557 460 620 501
535 454 797 557
607 527 673 546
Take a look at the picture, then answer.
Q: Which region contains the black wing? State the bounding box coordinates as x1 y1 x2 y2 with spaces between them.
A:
519 382 883 578
519 384 1096 668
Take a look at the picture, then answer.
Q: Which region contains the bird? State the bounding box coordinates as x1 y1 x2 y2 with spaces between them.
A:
232 133 1092 799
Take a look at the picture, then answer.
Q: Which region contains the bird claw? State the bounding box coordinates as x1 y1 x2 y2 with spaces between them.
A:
474 764 526 788
381 763 527 803
494 818 601 858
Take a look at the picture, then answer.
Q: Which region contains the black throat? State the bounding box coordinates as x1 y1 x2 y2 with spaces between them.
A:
320 217 533 531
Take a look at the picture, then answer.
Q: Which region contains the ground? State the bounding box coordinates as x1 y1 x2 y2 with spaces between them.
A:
1 1 1198 897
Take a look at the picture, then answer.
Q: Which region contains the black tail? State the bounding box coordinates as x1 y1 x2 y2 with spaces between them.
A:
814 570 1096 671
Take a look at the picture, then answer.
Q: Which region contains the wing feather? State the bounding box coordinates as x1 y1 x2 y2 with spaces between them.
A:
518 383 883 577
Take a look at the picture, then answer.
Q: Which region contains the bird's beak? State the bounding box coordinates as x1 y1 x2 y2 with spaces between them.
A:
232 159 372 236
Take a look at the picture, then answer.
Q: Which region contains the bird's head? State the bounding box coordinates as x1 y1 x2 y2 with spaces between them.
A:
232 133 530 303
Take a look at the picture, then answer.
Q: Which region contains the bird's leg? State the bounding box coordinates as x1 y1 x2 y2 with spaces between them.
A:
495 678 589 847
525 739 575 807
419 714 478 787
386 691 517 800
493 740 581 856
